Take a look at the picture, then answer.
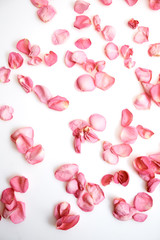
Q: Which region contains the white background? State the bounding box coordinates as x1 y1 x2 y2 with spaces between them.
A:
0 0 160 239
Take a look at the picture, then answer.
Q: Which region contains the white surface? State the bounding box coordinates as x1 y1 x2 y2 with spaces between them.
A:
0 0 160 239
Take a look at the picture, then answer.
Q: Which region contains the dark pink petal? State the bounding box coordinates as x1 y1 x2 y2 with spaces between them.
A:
8 52 23 69
86 183 105 205
74 15 91 29
0 105 14 121
56 215 80 230
17 75 33 93
103 141 112 151
89 114 106 131
101 25 116 41
93 15 101 32
95 71 115 91
95 60 106 72
1 188 15 205
121 108 133 127
132 213 148 222
54 202 71 220
149 153 160 174
125 0 138 6
15 135 34 154
101 174 113 186
147 178 160 193
64 51 75 68
52 29 69 45
48 96 69 111
133 192 153 212
149 0 160 10
99 0 112 5
75 38 91 50
29 45 40 58
135 67 152 83
113 170 129 186
71 51 87 65
74 0 90 14
104 42 119 60
77 192 94 212
136 125 154 139
37 5 56 22
111 143 132 157
33 85 52 104
16 39 31 56
76 172 86 191
10 176 29 193
11 127 34 143
30 0 48 8
27 56 42 65
148 43 160 56
10 201 26 224
76 74 95 91
69 119 89 131
150 84 160 105
120 45 133 59
25 144 44 165
134 93 151 110
55 164 79 182
0 67 11 83
83 59 95 73
44 51 57 66
133 26 149 44
124 58 136 69
120 126 138 144
66 179 79 194
128 18 139 29
113 198 136 221
74 137 81 153
103 148 119 165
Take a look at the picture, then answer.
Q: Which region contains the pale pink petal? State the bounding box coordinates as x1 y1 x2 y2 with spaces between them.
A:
66 179 79 194
150 84 160 105
15 135 34 154
52 29 69 45
16 39 31 56
25 144 44 165
74 15 91 29
149 0 160 10
149 153 160 163
128 18 139 29
27 56 42 65
3 207 17 219
48 96 69 111
95 60 106 72
56 215 80 230
101 174 113 186
83 59 95 73
103 148 119 165
134 93 151 110
120 45 133 59
89 113 106 131
141 82 153 96
124 58 136 69
93 15 101 32
1 188 16 205
132 213 148 222
29 45 40 58
71 51 87 65
5 199 17 211
74 137 81 153
133 26 149 44
111 144 132 157
37 5 56 22
74 0 90 14
133 192 153 212
75 38 91 50
113 198 136 221
44 51 57 66
101 25 116 41
148 43 160 56
136 125 154 139
121 108 133 127
125 0 138 6
99 0 112 5
104 42 119 60
54 202 71 220
76 74 95 91
11 127 34 143
55 164 79 182
95 71 115 90
135 67 152 83
17 75 33 93
103 141 112 151
30 0 48 8
10 176 29 193
69 119 89 131
33 85 52 104
64 51 75 68
147 178 160 193
113 170 129 186
120 126 138 144
86 183 105 205
83 128 99 143
10 201 26 224
77 192 94 212
0 67 11 83
0 105 14 121
8 52 23 69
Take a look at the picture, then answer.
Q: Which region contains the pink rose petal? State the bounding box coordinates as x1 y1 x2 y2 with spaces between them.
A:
120 45 133 59
113 170 129 186
74 15 91 29
44 51 57 66
93 15 101 32
147 178 160 193
101 25 116 41
74 0 90 14
25 144 44 165
111 143 132 157
15 135 34 154
150 84 160 105
30 0 48 8
149 0 160 10
134 93 151 110
83 59 95 73
10 176 29 193
74 137 81 153
10 201 26 224
3 207 16 219
8 52 23 69
66 179 79 194
52 29 69 45
0 67 11 83
37 5 56 22
11 127 34 143
99 0 112 5
124 58 136 69
17 75 33 93
95 60 106 72
16 39 31 56
33 85 52 104
27 56 42 66
76 172 86 191
141 82 153 96
101 174 113 186
69 119 89 131
125 0 138 6
29 45 40 58
104 42 119 60
48 96 69 111
1 188 16 206
83 127 99 143
148 43 160 56
120 126 138 144
136 125 154 139
76 74 95 91
86 183 105 205
89 113 106 131
56 215 80 230
133 192 153 212
71 51 87 65
0 105 14 121
132 213 148 222
133 26 149 44
135 67 152 83
128 18 139 29
64 51 76 68
103 141 112 151
75 38 91 50
103 148 119 165
95 71 115 91
121 108 133 127
77 192 94 212
54 202 71 220
55 164 79 182
113 198 136 221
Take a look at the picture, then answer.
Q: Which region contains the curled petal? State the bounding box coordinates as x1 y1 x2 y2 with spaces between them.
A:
101 174 113 186
37 5 56 22
120 45 133 59
0 67 11 83
11 127 34 143
99 0 112 5
84 127 99 143
44 51 57 66
133 192 153 212
16 39 31 56
75 38 91 50
86 183 105 205
149 0 160 10
111 143 132 157
15 135 34 154
33 85 52 104
113 198 136 221
27 56 42 65
134 93 151 110
136 125 154 139
103 148 119 165
103 141 112 151
29 45 40 58
3 207 16 219
17 75 33 93
30 0 48 8
66 179 79 194
52 29 69 45
113 170 129 186
125 0 138 6
48 96 69 111
10 201 26 224
120 126 138 144
76 172 86 191
124 58 136 69
95 71 115 91
147 178 160 193
141 82 153 96
64 51 75 68
128 18 139 29
25 145 44 165
54 202 71 220
74 15 91 29
93 15 101 32
69 119 89 131
74 0 90 14
83 59 95 73
77 192 94 212
150 84 160 105
8 52 23 69
89 114 106 131
55 164 79 182
148 43 160 56
133 26 149 44
1 188 16 205
10 176 29 193
71 51 87 65
121 108 133 127
101 25 116 41
76 74 95 91
0 105 14 121
56 215 80 230
95 60 106 72
132 213 148 222
104 42 119 60
74 137 81 153
135 67 152 83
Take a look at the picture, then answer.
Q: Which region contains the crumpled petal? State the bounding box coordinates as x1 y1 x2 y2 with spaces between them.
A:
104 42 119 60
113 198 136 221
124 58 136 69
69 119 89 131
71 51 87 65
121 109 133 127
95 71 115 90
136 125 154 139
74 15 91 29
99 0 112 5
120 126 138 144
66 179 79 194
15 135 34 154
89 114 106 131
120 45 133 59
1 188 16 206
54 202 71 220
74 137 81 153
95 60 106 72
30 0 48 8
0 67 11 83
111 143 132 157
133 192 153 212
33 85 52 104
74 0 90 14
133 26 149 44
141 82 153 96
93 15 101 32
48 96 69 111
101 25 116 41
29 45 40 58
135 67 152 83
86 183 105 205
17 75 33 93
52 29 69 45
83 59 95 72
150 84 160 105
44 51 57 66
16 39 31 56
148 43 160 56
10 201 26 224
64 51 75 68
103 141 112 151
0 105 14 121
149 0 160 10
84 127 99 143
128 18 139 29
125 0 138 6
147 178 160 193
103 148 119 164
8 52 23 69
25 144 44 164
11 127 34 143
37 5 56 22
55 164 79 182
101 174 113 186
132 213 148 222
56 215 80 230
10 176 29 193
77 192 94 212
27 56 42 65
113 170 129 186
75 38 91 49
76 172 86 191
76 74 95 91
134 93 151 110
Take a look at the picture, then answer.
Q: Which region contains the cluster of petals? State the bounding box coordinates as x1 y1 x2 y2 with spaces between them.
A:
101 170 129 187
120 45 135 68
0 105 14 121
74 0 90 14
11 127 44 165
54 164 105 212
133 26 149 44
0 67 11 83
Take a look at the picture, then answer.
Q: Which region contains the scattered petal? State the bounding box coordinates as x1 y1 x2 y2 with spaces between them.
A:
121 109 133 127
99 0 112 5
74 0 90 14
120 126 138 144
83 128 99 143
120 45 133 59
48 96 69 111
55 164 79 182
77 192 94 212
101 25 116 41
29 45 40 58
71 51 87 65
54 202 71 220
103 148 119 165
150 84 160 105
52 29 69 45
27 56 42 65
133 192 153 212
56 215 80 230
148 43 160 56
44 51 57 66
17 75 33 93
16 39 31 56
93 15 101 32
33 85 52 104
15 135 34 154
69 119 89 131
104 42 119 60
75 38 91 50
74 15 91 29
0 105 14 121
135 67 152 83
101 174 113 186
149 0 160 10
86 183 105 205
113 170 129 186
95 60 106 72
30 0 48 8
37 5 56 22
125 0 138 6
74 136 81 153
25 144 44 164
11 127 34 143
0 67 11 83
76 74 95 91
113 198 136 221
128 18 139 29
95 71 115 90
66 179 79 194
1 188 16 206
89 114 106 131
111 143 132 157
10 201 26 224
64 51 75 68
136 125 154 139
134 93 151 110
147 178 160 193
8 52 23 69
10 176 29 193
124 58 136 69
133 26 149 44
83 59 95 72
132 213 148 222
103 141 112 151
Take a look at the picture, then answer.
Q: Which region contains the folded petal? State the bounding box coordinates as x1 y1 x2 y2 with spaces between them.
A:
99 0 112 5
11 127 34 143
37 5 56 22
83 128 99 143
71 51 87 65
141 82 153 96
121 108 133 127
64 50 76 68
113 170 129 186
10 176 29 193
0 105 14 121
66 179 79 194
101 174 113 186
0 67 11 83
111 143 132 157
136 125 154 139
33 85 52 104
74 0 90 14
95 60 106 72
69 119 89 131
75 38 91 49
25 144 44 164
95 71 115 90
52 29 69 45
83 59 95 72
27 56 42 65
134 93 151 110
76 74 95 91
74 136 81 153
17 75 33 93
10 201 26 224
132 213 148 222
44 51 57 66
55 164 79 182
30 0 48 8
147 178 160 193
29 45 40 58
124 0 138 6
86 183 105 205
124 58 136 69
133 192 153 212
54 202 71 220
15 135 34 154
16 39 31 56
48 96 69 111
133 26 149 44
93 15 101 32
8 52 23 69
120 126 138 144
103 148 119 164
148 43 160 56
150 84 160 105
149 0 160 10
101 25 116 41
113 198 136 221
1 188 16 205
74 15 91 29
89 114 106 131
77 192 94 211
56 215 80 230
120 45 133 59
76 172 86 191
128 18 139 29
103 141 112 151
104 42 119 60
135 67 152 83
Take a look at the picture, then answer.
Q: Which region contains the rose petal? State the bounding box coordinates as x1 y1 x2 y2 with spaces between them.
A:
10 201 26 224
149 0 160 10
136 125 154 139
74 15 91 29
89 114 106 131
74 137 81 153
124 58 136 69
101 174 113 186
120 45 133 59
83 59 95 72
101 25 116 41
125 0 138 6
74 0 90 14
147 178 160 193
148 43 160 56
132 213 148 222
75 38 91 50
113 170 129 186
128 18 139 29
103 148 119 165
133 192 153 212
1 188 16 205
0 105 14 121
55 164 79 182
66 179 79 194
25 145 44 165
54 202 71 220
135 67 152 83
30 0 48 8
48 96 69 111
134 93 151 110
77 192 94 212
52 29 69 45
120 126 138 144
150 84 160 105
0 67 11 83
95 71 115 90
44 51 57 66
76 172 86 191
133 26 149 44
16 39 31 56
71 51 87 65
76 74 95 91
141 82 153 96
10 176 29 193
113 198 136 221
121 108 133 127
64 50 76 68
84 127 99 143
37 5 56 22
93 15 101 32
8 52 23 69
86 183 105 205
95 60 106 72
17 75 33 93
69 119 89 131
11 127 34 143
104 42 119 60
103 141 112 151
99 0 112 5
3 207 16 219
15 135 34 154
56 215 80 230
111 144 132 157
33 85 52 104
29 45 40 58
27 56 42 65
